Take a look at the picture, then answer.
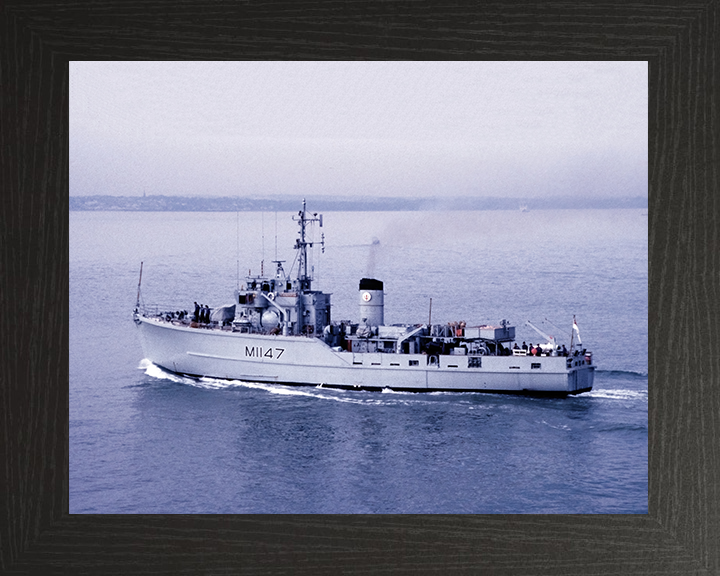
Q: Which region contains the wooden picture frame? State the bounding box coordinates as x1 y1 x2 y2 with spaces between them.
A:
2 2 715 573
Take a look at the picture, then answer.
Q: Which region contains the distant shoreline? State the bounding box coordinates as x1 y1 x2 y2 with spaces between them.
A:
70 195 647 212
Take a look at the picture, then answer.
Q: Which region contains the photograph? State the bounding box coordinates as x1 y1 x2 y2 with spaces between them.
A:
70 61 648 514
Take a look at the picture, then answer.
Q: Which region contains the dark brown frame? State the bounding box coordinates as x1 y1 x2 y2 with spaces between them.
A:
2 2 717 574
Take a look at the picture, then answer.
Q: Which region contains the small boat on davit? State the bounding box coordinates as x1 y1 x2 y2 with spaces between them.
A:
133 201 595 395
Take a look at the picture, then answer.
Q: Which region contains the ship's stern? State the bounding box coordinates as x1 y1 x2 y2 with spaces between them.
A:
568 364 595 394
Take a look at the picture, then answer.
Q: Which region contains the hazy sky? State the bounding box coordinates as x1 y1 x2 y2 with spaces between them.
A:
70 61 647 199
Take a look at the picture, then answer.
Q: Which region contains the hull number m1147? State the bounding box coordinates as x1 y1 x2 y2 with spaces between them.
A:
245 346 285 359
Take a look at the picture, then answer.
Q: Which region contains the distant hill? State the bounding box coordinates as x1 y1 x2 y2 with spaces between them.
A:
69 195 648 212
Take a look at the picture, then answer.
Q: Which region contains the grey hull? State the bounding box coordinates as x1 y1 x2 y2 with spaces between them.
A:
137 317 594 395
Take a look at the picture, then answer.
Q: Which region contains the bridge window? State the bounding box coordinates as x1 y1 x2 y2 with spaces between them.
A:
531 363 541 369
468 357 481 368
409 360 419 366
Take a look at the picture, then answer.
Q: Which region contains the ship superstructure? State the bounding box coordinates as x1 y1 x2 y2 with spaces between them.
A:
229 202 329 338
134 201 594 395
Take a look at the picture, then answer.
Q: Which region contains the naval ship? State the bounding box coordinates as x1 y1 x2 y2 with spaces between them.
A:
134 201 594 395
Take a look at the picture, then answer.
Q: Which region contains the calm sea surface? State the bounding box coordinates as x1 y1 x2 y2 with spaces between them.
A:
70 208 647 513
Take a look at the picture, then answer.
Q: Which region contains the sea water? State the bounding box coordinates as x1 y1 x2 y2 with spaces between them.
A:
70 208 647 513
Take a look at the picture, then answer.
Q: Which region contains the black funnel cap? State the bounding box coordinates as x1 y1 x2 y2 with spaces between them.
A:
359 278 383 291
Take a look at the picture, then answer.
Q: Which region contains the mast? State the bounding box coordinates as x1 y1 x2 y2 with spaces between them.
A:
293 199 324 291
135 261 143 309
